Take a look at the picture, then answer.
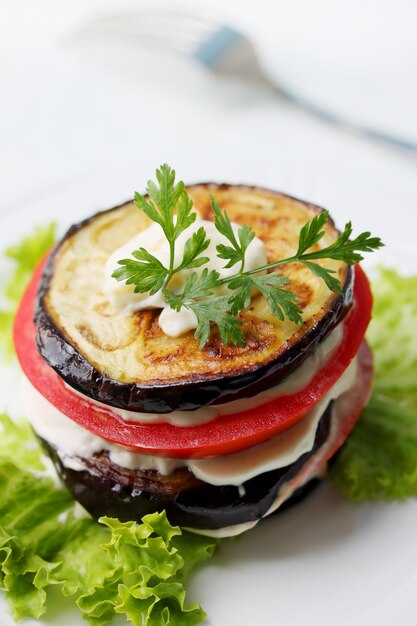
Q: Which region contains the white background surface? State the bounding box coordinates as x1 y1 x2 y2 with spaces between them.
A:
1 1 417 625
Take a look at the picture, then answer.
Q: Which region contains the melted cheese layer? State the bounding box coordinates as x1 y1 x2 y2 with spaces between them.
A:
188 358 356 485
65 322 344 427
21 357 356 487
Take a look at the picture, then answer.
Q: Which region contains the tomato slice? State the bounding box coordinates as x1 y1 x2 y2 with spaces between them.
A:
271 339 373 503
14 260 372 459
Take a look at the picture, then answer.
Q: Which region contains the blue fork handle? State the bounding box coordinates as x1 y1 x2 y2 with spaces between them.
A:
194 26 417 156
277 86 417 155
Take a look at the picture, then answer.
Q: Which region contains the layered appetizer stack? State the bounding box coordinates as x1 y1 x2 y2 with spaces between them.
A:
14 166 380 536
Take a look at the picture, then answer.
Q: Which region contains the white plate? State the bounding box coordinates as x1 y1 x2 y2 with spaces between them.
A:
0 180 416 626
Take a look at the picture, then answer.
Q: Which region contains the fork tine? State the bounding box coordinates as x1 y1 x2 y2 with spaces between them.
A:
77 22 204 55
78 30 193 55
81 9 218 38
76 12 219 55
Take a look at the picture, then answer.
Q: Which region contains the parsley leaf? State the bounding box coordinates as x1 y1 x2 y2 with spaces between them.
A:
292 209 384 267
296 210 329 256
253 274 302 324
303 261 343 294
300 220 384 265
228 274 302 324
164 269 220 312
134 164 198 276
216 243 242 269
174 186 197 239
136 164 191 241
114 165 209 295
189 297 244 348
113 249 169 295
211 195 255 272
227 275 253 314
176 227 210 272
113 165 383 348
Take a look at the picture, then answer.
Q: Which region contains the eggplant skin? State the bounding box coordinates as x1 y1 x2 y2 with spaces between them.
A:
38 404 331 530
35 185 353 413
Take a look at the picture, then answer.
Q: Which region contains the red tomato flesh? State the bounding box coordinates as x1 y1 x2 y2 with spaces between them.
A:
14 261 372 459
273 339 373 498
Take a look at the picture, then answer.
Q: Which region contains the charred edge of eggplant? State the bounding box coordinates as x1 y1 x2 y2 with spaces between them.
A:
34 188 353 413
37 403 331 530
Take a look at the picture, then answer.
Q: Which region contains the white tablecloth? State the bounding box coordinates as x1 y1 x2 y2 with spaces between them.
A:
1 5 417 626
1 0 416 237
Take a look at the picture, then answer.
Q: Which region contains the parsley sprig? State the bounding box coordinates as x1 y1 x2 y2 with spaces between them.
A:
113 164 210 293
113 164 383 348
211 196 255 273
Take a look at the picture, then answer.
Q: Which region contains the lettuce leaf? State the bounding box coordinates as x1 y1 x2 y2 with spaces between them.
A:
0 224 218 625
0 413 46 472
0 223 56 361
0 413 217 624
331 268 417 499
3 224 416 623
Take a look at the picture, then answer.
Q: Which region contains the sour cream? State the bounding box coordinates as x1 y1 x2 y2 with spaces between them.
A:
103 217 267 337
188 358 357 486
64 321 344 427
186 365 360 539
21 358 356 486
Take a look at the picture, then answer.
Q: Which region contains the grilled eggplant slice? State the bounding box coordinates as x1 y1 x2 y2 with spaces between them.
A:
35 185 353 413
38 402 332 529
35 340 373 530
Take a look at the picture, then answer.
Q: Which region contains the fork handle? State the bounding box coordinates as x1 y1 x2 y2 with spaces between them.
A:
275 85 417 155
196 26 417 155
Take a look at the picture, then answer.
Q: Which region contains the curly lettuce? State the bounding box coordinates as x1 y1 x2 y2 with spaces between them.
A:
2 225 417 623
0 223 55 360
0 413 217 624
0 224 218 625
331 269 417 499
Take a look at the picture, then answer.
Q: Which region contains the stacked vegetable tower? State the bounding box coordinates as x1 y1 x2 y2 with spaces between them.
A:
14 168 380 536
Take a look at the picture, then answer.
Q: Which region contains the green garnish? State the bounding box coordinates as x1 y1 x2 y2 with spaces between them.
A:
0 226 416 624
0 412 217 624
331 269 417 499
211 195 255 273
113 165 383 348
0 223 55 360
113 165 210 295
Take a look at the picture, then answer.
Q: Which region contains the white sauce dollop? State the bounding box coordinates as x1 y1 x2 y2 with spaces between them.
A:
103 217 267 337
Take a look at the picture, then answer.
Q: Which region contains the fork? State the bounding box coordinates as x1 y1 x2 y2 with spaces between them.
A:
78 8 417 155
